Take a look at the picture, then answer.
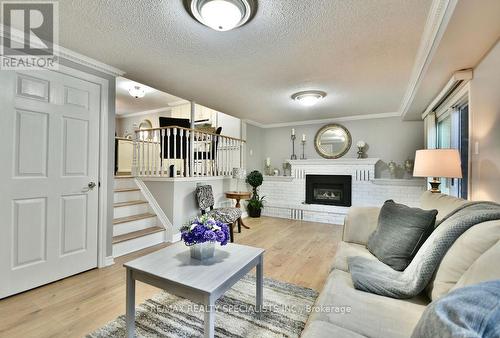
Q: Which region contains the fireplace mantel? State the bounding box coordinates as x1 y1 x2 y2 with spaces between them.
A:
288 158 379 181
288 158 380 166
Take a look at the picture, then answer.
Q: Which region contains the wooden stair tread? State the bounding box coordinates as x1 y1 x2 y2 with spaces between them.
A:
114 200 148 208
114 188 140 193
114 175 134 179
112 226 164 244
113 213 156 225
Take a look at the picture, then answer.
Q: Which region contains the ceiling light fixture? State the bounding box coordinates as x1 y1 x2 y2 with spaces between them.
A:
129 85 145 99
189 0 255 31
291 90 327 107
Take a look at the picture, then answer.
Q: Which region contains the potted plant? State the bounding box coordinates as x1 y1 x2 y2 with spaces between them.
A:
246 170 265 217
180 215 230 260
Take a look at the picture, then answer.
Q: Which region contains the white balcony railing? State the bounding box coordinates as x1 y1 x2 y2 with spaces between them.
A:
131 126 245 178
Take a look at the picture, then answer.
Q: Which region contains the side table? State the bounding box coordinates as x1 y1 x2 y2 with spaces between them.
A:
225 191 252 231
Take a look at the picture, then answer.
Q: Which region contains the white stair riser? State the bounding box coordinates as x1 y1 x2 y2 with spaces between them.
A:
114 190 142 203
113 217 158 236
114 178 137 190
113 230 165 257
113 203 151 219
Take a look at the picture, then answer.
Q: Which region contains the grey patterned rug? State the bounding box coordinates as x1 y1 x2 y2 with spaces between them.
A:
87 275 318 338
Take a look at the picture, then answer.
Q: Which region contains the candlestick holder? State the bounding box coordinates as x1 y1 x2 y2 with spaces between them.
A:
301 140 306 159
290 135 297 160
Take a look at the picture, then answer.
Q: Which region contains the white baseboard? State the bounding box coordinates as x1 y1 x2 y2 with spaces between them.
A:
172 232 182 243
104 256 115 267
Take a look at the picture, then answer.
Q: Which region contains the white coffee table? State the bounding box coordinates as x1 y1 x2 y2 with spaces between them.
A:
124 242 265 338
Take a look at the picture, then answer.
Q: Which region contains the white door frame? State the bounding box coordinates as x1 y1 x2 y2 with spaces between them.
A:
54 64 111 268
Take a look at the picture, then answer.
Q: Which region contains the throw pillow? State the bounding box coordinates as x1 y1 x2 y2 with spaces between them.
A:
367 200 437 271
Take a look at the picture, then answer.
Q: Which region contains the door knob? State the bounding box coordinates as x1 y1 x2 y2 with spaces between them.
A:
88 181 97 190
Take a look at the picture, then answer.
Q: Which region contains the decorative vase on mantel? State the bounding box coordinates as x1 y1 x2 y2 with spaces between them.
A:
404 158 414 178
356 140 366 159
388 161 397 179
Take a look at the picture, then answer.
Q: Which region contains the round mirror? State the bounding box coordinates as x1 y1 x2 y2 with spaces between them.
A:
138 119 153 139
314 124 352 159
138 119 152 130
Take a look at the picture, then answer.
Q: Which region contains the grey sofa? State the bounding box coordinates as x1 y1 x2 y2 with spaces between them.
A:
301 191 500 338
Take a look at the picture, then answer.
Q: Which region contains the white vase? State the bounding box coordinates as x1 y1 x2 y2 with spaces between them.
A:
190 242 215 260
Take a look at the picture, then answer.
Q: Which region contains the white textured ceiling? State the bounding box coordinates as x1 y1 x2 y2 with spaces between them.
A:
116 77 184 115
405 0 500 120
58 0 432 124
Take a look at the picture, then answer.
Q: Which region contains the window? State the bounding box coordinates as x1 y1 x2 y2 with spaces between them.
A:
436 102 469 198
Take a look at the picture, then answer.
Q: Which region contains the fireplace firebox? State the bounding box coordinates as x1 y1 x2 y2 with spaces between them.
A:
305 175 352 207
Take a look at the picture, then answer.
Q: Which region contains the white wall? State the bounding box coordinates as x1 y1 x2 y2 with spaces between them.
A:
246 123 265 172
144 178 236 236
245 117 424 178
216 112 241 138
470 41 500 202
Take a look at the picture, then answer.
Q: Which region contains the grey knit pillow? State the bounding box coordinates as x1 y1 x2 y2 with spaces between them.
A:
367 200 438 271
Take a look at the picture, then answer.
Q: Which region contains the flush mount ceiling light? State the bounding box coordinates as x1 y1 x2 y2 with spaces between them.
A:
291 90 327 107
129 85 145 99
188 0 255 31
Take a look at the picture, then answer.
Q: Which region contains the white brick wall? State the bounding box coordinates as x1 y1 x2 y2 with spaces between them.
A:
260 159 425 225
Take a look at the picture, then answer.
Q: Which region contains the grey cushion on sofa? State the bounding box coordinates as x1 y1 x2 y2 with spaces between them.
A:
367 200 438 271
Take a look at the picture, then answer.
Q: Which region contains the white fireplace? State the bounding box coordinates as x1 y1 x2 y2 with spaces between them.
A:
258 159 426 225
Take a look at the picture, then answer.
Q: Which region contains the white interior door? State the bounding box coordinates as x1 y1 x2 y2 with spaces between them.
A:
0 69 100 298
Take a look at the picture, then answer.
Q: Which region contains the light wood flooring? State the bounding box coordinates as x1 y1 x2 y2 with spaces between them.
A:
0 217 342 338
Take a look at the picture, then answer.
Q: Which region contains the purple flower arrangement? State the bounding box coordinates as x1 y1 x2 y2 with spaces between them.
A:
180 215 230 246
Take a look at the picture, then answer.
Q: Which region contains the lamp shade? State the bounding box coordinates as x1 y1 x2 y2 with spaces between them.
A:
232 168 247 180
413 149 462 179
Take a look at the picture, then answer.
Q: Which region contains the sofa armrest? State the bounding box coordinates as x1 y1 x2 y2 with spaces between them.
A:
343 207 381 245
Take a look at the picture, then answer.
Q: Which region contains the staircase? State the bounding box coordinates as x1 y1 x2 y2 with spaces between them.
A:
113 176 166 257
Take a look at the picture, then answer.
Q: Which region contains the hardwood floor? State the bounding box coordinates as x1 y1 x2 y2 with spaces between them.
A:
0 217 342 338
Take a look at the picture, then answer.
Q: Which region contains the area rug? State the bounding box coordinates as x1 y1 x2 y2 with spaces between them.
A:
87 275 318 338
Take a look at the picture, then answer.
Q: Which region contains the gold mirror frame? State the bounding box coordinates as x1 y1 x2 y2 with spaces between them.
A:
138 119 153 139
138 119 153 130
314 123 352 159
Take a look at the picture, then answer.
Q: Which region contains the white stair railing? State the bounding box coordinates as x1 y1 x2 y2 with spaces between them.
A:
132 126 245 178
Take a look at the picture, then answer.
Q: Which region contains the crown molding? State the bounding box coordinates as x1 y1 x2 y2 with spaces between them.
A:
398 0 458 119
116 106 171 119
243 119 266 128
244 112 401 129
1 24 124 77
58 46 125 77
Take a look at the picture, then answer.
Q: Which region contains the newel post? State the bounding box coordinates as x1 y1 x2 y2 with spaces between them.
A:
189 101 195 177
132 124 139 177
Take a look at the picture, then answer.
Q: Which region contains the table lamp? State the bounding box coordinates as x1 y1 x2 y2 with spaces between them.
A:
232 168 247 193
413 149 462 193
